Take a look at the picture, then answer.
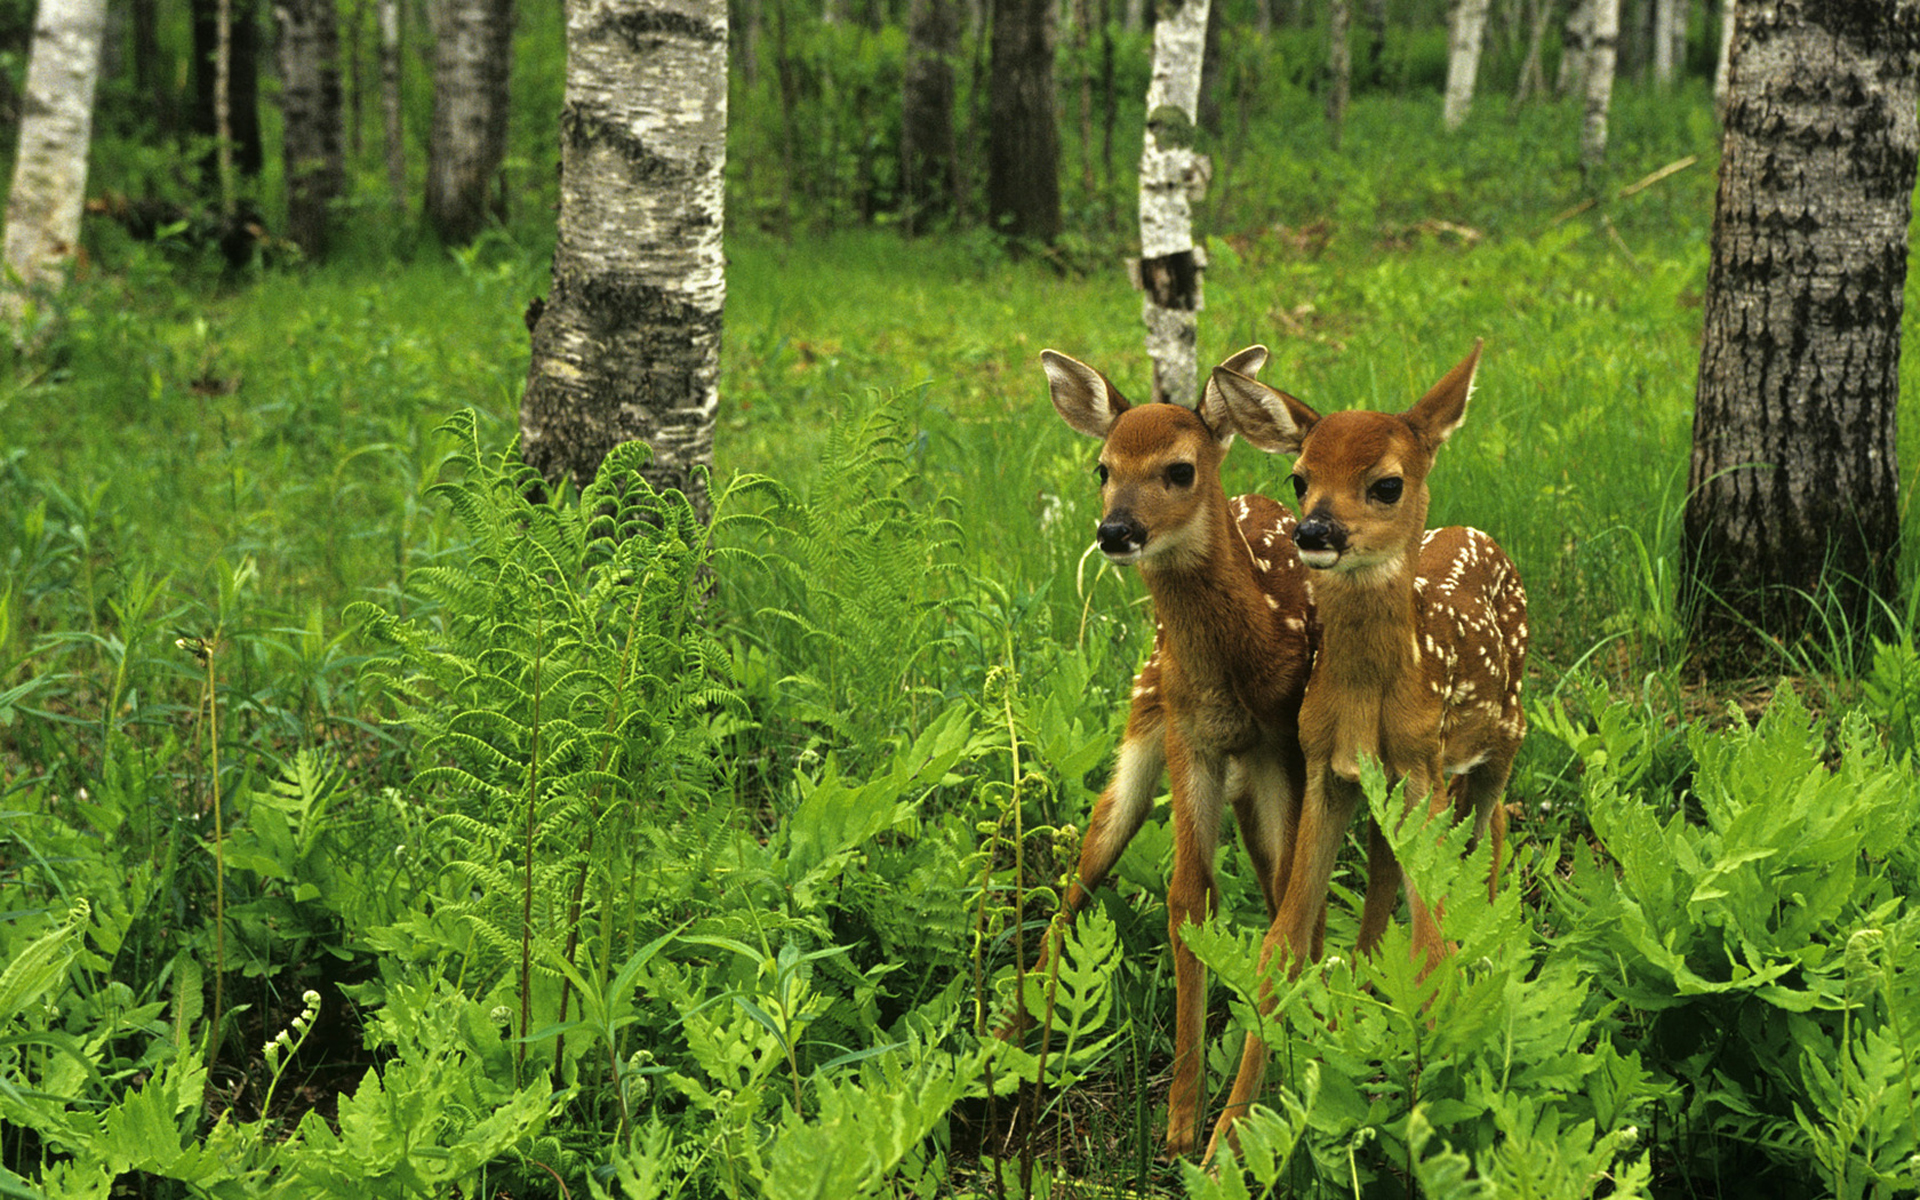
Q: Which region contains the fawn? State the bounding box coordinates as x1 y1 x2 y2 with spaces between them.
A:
1203 340 1528 1160
999 347 1317 1157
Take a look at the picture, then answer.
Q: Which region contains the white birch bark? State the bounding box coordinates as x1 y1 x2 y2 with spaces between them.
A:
3 0 106 328
1651 0 1678 84
1579 0 1618 168
380 0 407 211
1557 0 1590 96
520 0 728 515
1136 0 1210 406
1441 0 1490 130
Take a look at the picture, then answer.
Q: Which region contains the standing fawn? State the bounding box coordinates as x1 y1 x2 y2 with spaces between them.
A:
998 347 1316 1157
1204 341 1528 1161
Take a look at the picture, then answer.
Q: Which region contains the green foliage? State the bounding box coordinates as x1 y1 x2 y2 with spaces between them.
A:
1550 686 1920 1189
5 42 1919 1197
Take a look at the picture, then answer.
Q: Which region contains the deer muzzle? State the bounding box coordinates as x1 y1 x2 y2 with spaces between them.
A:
1292 514 1345 569
1097 512 1148 560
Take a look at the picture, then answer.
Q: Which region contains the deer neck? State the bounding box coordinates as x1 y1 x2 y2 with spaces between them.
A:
1138 500 1267 688
1302 540 1426 780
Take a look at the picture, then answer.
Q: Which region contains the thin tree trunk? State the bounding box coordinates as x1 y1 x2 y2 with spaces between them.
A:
380 0 406 212
1579 0 1618 167
1327 0 1349 147
520 0 729 518
1360 0 1386 84
1513 0 1553 104
902 0 959 233
1650 0 1675 84
1557 0 1590 94
1442 0 1490 130
1137 0 1210 406
1712 0 1735 115
1682 0 1917 663
986 0 1061 243
426 0 515 244
3 0 107 330
277 0 346 257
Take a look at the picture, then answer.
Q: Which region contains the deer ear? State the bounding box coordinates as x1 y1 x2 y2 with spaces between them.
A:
1403 339 1483 448
1208 366 1318 455
1042 349 1131 439
1219 344 1269 379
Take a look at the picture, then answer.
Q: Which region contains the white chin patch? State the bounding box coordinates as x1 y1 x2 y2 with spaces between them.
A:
1104 547 1144 565
1299 548 1341 570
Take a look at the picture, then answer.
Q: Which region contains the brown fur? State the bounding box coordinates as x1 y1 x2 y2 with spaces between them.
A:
999 348 1316 1158
1206 342 1528 1163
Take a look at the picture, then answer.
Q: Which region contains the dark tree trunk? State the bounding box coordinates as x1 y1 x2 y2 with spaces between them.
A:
520 0 728 518
901 0 958 233
425 0 515 243
985 0 1059 243
193 0 263 184
277 0 346 257
1683 0 1918 665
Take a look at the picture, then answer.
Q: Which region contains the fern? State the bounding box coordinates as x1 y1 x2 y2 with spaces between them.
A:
727 394 970 760
347 410 749 1049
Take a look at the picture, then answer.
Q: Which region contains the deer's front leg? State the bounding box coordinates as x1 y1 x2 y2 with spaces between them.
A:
1205 765 1360 1165
1163 727 1226 1157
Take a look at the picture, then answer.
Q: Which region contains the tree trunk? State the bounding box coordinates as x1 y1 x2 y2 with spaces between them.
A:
1442 0 1490 130
1651 0 1680 83
380 0 407 212
3 0 107 329
426 0 515 243
901 0 958 233
1557 0 1590 94
520 0 729 518
1361 0 1386 85
1712 0 1735 115
1327 0 1349 147
277 0 346 257
1682 0 1917 664
193 0 264 192
986 0 1061 242
1136 0 1210 406
1578 0 1617 167
1513 0 1553 104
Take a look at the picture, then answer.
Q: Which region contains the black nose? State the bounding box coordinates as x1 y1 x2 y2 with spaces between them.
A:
1098 516 1145 555
1293 516 1337 552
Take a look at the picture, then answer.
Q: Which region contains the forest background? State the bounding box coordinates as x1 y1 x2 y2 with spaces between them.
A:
3 0 1920 1196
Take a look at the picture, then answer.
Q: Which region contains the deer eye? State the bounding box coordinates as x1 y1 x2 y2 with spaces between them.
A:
1370 477 1404 504
1167 463 1195 487
1288 474 1307 500
1095 463 1111 486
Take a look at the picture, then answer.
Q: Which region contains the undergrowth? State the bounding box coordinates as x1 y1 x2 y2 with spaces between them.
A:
1 57 1917 1200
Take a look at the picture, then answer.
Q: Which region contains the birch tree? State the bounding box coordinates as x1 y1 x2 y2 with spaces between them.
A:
520 0 728 518
1136 0 1210 405
2 0 107 330
1579 0 1618 167
426 0 515 243
1441 0 1490 130
380 0 406 211
1327 0 1350 147
1683 0 1917 662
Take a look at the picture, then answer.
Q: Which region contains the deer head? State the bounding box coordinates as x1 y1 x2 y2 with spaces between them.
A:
1211 341 1481 579
1043 345 1269 568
